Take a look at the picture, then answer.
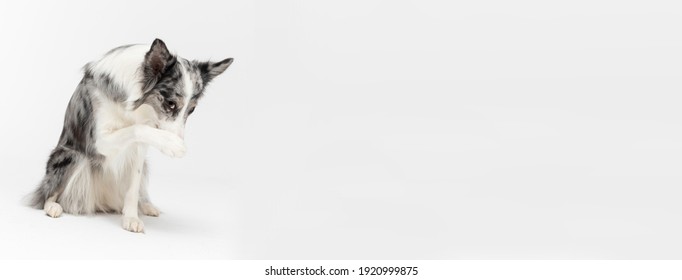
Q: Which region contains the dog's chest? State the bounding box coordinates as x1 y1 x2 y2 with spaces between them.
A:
95 94 157 134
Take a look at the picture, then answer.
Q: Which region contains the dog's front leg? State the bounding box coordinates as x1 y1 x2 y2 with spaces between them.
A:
97 124 186 159
121 146 147 233
97 125 184 232
136 125 186 158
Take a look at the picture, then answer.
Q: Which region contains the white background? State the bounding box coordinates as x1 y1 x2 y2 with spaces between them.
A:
0 0 681 259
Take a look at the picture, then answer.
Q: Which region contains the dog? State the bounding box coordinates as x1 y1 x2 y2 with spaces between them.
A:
29 39 233 233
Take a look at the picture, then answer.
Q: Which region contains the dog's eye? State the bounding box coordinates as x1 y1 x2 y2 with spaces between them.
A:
167 101 176 110
188 107 195 115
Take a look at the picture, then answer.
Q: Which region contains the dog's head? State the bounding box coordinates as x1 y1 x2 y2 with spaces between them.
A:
135 39 233 138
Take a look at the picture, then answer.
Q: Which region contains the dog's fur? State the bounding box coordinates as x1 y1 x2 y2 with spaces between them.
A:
29 39 233 232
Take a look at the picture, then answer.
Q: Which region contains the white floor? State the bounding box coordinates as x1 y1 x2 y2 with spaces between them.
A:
3 145 682 259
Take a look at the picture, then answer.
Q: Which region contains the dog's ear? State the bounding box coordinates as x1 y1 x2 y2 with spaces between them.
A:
198 58 233 84
142 39 176 92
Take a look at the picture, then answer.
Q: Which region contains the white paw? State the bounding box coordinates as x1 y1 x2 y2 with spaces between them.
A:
157 132 186 158
140 202 160 217
122 216 145 233
44 202 63 218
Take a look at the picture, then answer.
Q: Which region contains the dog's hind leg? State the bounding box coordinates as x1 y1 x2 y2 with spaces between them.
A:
138 162 160 217
31 146 81 218
140 202 160 217
44 193 63 218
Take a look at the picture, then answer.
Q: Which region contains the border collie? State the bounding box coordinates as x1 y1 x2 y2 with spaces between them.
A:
29 39 233 233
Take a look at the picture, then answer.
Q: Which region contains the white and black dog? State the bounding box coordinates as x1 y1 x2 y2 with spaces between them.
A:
29 39 233 233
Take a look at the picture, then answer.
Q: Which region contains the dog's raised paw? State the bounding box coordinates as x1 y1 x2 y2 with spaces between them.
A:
122 216 145 233
141 202 160 217
157 133 186 158
44 202 63 218
161 144 186 158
